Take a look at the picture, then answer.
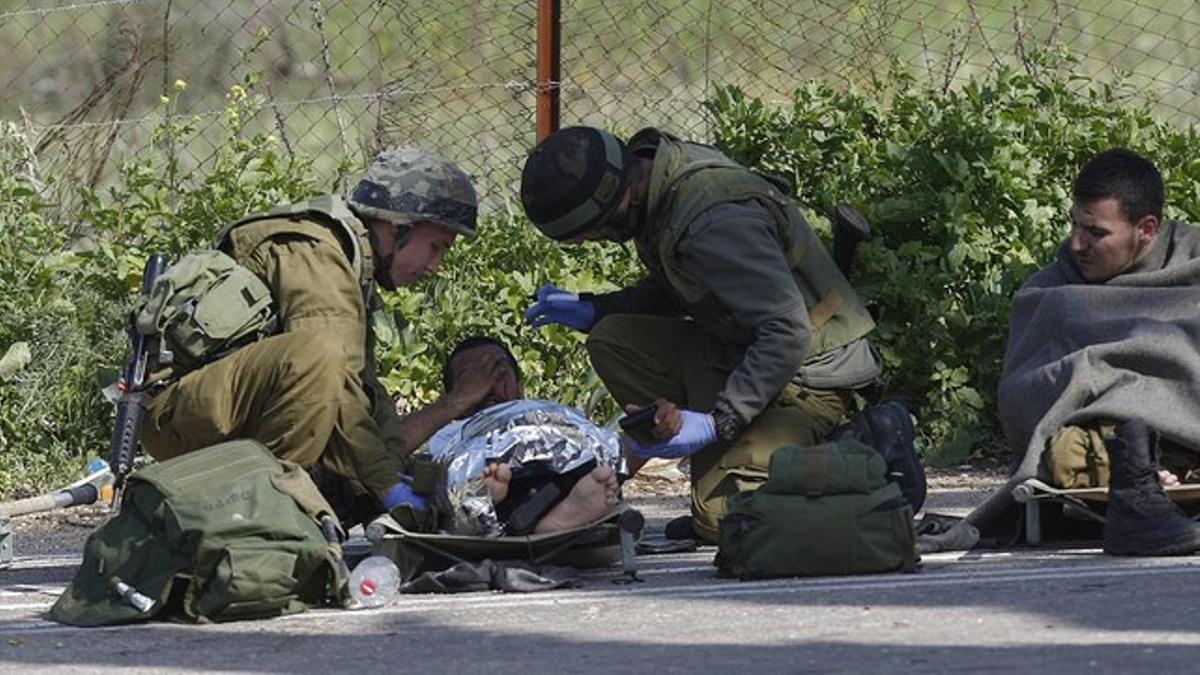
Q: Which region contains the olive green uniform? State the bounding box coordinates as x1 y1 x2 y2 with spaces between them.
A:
586 130 880 541
140 197 408 497
1041 423 1200 488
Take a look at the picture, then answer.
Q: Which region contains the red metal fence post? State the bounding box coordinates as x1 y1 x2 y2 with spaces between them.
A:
536 0 561 142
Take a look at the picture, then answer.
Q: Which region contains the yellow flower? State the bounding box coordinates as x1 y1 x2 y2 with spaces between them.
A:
228 84 247 101
266 134 278 143
159 95 170 105
173 79 187 92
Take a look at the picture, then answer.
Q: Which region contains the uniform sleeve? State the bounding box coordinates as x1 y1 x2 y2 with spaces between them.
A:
590 274 681 319
676 200 812 425
362 290 410 455
242 233 407 494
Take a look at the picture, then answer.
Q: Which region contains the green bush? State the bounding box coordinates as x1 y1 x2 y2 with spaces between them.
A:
0 123 108 495
708 52 1200 464
0 80 318 497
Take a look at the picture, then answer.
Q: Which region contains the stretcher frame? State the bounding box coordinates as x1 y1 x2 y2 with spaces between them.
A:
365 504 644 582
1011 478 1200 545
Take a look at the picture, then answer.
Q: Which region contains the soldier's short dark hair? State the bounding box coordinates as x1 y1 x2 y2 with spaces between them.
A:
441 335 522 392
1073 148 1164 223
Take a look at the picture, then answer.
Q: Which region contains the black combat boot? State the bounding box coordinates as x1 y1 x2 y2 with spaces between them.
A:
827 401 927 513
1103 419 1200 556
663 514 696 541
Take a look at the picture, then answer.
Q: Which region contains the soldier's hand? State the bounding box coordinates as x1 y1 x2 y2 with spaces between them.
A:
449 350 509 411
625 399 683 441
525 283 596 332
626 409 717 460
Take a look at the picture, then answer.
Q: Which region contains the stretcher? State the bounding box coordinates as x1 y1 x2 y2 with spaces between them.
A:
365 505 645 582
1011 478 1200 545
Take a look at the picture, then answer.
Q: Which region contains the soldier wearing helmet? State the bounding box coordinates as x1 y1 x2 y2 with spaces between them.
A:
139 147 512 529
520 127 882 542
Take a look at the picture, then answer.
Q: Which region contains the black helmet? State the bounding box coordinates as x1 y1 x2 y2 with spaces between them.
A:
519 126 631 241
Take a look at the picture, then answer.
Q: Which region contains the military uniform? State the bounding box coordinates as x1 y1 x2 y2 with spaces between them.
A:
1041 423 1200 488
140 197 409 498
584 129 880 540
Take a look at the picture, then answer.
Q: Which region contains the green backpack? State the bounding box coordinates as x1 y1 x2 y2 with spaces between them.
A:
51 440 347 626
715 440 919 579
134 250 276 375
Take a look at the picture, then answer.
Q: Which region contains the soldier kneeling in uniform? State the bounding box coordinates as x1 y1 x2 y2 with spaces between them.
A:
518 126 884 543
139 148 512 529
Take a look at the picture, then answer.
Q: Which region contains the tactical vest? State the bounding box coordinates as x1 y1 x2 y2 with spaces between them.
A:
215 195 389 385
635 133 875 357
215 195 375 294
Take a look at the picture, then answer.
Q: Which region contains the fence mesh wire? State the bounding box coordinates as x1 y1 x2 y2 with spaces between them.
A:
1 0 1197 212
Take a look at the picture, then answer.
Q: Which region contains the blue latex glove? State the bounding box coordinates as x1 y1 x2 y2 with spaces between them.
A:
382 479 428 511
525 283 596 332
628 410 717 459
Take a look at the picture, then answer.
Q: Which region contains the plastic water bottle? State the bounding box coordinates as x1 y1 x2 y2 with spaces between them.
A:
348 556 400 608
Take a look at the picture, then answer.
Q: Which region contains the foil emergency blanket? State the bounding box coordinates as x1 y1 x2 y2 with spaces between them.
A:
427 399 622 537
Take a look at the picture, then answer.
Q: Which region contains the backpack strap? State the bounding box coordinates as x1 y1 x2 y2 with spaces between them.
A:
803 446 829 498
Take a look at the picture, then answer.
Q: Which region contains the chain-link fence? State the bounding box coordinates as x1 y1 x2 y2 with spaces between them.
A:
2 0 1197 212
563 1 1200 141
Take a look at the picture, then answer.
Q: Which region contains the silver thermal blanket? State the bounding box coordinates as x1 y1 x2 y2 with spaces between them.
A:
427 399 622 536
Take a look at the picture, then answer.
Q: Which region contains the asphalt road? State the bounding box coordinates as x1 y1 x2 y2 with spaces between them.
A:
1 489 1198 673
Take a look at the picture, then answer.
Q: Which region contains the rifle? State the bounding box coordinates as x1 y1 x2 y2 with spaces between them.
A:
108 253 168 506
831 202 871 278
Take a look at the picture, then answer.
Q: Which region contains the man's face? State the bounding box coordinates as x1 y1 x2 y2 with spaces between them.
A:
1069 197 1157 283
449 344 522 412
373 220 458 287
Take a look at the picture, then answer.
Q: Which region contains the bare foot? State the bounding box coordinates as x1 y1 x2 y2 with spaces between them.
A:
533 465 619 533
482 462 512 504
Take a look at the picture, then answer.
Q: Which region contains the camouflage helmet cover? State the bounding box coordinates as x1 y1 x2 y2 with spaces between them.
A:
347 147 478 237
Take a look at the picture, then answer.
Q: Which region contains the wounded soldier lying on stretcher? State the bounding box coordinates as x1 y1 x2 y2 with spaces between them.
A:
418 336 622 537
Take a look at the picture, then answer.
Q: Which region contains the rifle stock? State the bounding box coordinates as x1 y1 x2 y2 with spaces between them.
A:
831 203 871 277
108 253 167 503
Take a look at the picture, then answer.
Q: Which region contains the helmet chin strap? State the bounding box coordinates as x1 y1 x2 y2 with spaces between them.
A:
602 198 645 243
600 160 649 243
368 223 412 291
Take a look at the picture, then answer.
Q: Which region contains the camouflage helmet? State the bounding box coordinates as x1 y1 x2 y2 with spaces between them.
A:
347 147 478 237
